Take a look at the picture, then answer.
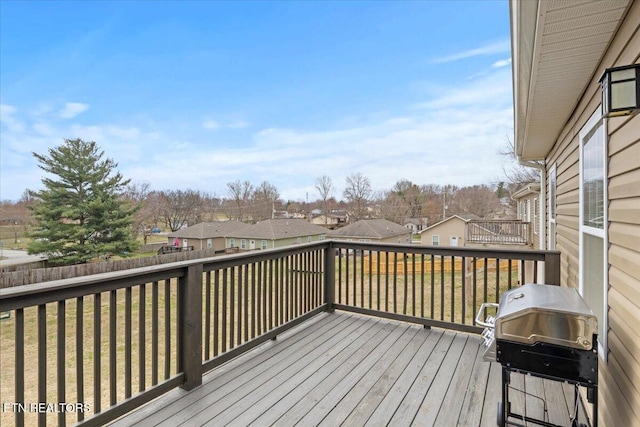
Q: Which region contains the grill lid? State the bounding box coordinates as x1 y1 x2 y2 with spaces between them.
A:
495 284 597 350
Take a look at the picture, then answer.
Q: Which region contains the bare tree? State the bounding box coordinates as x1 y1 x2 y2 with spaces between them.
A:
392 179 424 218
251 181 280 221
227 180 253 221
315 175 334 223
157 189 204 231
448 185 501 218
343 172 372 221
123 181 157 243
200 193 222 222
1 200 32 243
499 135 541 186
377 189 409 224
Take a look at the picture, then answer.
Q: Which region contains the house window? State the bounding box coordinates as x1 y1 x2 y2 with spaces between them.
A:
579 109 607 360
296 237 302 244
229 238 235 248
206 238 212 248
307 236 311 243
432 235 439 246
261 240 267 249
241 239 246 249
319 234 326 240
549 164 557 249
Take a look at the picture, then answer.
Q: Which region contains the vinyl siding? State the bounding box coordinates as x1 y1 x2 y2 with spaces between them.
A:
419 218 466 247
543 2 640 425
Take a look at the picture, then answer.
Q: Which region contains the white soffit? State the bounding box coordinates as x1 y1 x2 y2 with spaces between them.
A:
514 0 631 161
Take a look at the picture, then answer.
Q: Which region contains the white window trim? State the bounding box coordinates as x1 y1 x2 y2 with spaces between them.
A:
533 198 539 235
548 164 557 249
578 107 608 361
432 235 439 246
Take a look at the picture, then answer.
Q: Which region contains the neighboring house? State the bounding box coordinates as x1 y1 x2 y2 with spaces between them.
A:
511 1 639 425
273 210 293 219
403 217 428 234
511 183 541 250
419 214 480 247
168 221 247 253
328 219 412 244
225 219 327 251
309 213 348 229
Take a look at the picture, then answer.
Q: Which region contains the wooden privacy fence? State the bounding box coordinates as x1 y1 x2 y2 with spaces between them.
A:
1 248 218 288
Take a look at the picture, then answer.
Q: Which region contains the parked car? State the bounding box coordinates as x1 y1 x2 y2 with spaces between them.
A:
151 227 161 234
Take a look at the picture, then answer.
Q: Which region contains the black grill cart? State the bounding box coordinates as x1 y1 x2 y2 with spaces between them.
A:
477 284 598 427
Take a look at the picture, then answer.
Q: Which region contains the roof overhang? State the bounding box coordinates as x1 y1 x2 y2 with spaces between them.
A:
511 183 541 200
510 0 632 161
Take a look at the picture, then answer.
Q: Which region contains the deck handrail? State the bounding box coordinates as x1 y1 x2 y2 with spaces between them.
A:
466 220 532 246
0 240 560 427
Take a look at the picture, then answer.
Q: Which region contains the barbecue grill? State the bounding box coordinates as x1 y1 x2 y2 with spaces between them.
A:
476 283 598 427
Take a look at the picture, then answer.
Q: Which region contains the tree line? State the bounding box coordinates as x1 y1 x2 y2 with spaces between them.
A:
0 138 530 265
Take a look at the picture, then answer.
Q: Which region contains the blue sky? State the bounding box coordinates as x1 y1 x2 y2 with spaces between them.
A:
1 1 513 203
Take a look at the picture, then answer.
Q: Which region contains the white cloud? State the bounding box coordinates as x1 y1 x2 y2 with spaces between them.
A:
492 58 512 68
202 118 249 131
33 122 56 136
140 70 512 201
58 102 89 119
432 40 511 64
414 68 512 110
1 66 513 203
227 119 249 129
107 126 141 140
68 124 104 141
0 104 24 132
203 119 220 130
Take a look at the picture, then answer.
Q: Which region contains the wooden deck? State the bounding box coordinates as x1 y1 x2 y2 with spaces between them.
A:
111 312 585 427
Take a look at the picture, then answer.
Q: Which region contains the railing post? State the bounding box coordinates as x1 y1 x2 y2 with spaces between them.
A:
324 243 335 313
544 251 561 286
179 264 203 390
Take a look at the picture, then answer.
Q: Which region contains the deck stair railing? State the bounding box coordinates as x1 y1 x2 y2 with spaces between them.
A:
0 241 559 427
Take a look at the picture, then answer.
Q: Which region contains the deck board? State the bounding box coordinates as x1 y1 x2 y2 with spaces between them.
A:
111 311 589 427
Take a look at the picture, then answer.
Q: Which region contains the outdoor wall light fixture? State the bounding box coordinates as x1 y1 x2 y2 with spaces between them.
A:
600 63 640 117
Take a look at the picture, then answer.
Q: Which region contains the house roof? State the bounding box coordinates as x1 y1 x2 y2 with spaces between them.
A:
511 0 632 161
511 183 541 200
421 214 480 233
328 219 410 239
168 221 247 239
404 218 427 226
227 219 328 240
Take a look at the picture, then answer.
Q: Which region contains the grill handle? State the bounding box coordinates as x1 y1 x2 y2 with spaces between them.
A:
475 302 499 328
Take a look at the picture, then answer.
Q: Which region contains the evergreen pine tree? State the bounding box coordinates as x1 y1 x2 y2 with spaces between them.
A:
27 138 138 265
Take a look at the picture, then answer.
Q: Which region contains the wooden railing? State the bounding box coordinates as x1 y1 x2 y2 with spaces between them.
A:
0 241 559 426
332 241 558 333
466 220 532 246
